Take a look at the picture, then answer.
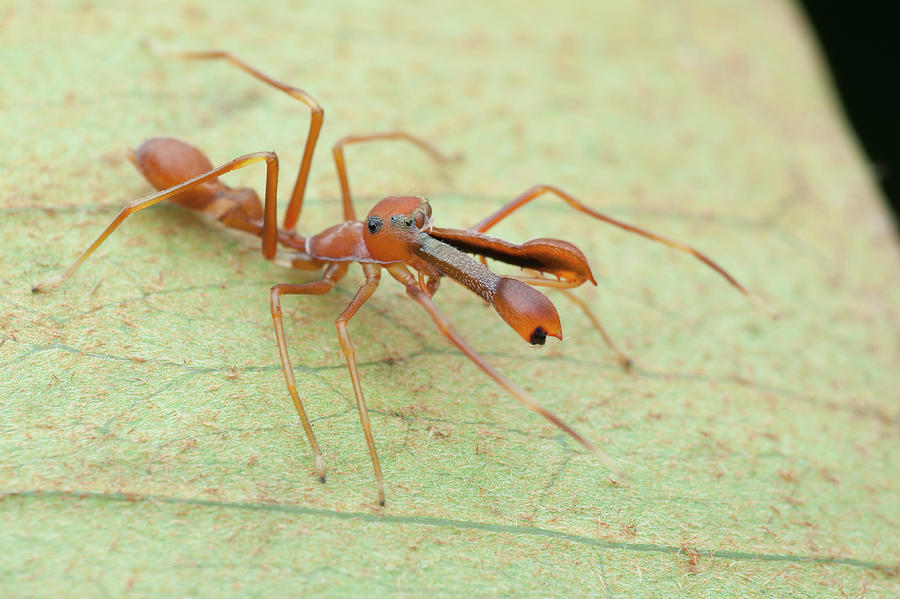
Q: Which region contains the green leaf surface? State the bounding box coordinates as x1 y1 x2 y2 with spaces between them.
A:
2 1 898 596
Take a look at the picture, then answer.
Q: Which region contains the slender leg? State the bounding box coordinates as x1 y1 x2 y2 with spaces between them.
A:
472 184 776 317
387 265 624 477
156 51 460 231
557 289 632 370
333 263 385 505
33 152 280 293
270 262 349 482
332 132 459 222
417 270 441 297
162 50 323 231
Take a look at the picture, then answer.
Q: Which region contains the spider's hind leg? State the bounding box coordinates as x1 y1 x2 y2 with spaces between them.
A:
33 151 281 293
129 136 268 237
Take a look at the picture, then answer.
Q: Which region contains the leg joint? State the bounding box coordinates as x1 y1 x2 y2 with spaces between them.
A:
269 285 284 315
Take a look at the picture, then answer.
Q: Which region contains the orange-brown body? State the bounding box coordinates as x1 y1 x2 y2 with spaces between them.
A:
130 137 581 345
35 51 770 505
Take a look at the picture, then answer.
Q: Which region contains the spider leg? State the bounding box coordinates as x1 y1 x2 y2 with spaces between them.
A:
472 184 775 317
333 263 385 505
270 262 349 483
34 152 282 293
503 272 632 370
157 52 458 234
159 49 323 231
387 264 624 478
332 131 458 221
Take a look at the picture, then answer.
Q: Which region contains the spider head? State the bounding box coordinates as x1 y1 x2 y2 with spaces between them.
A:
363 196 433 263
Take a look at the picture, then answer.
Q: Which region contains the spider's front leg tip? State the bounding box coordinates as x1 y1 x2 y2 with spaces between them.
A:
314 455 327 484
584 440 629 482
607 468 630 485
603 457 629 484
749 292 779 320
761 303 780 321
31 275 61 294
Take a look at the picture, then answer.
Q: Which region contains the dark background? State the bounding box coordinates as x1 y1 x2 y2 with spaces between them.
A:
801 3 899 222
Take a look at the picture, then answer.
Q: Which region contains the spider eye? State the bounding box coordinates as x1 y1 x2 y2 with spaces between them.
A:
367 215 383 234
413 210 426 229
390 214 415 228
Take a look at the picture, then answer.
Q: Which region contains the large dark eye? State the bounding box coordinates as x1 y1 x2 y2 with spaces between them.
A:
367 215 383 234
